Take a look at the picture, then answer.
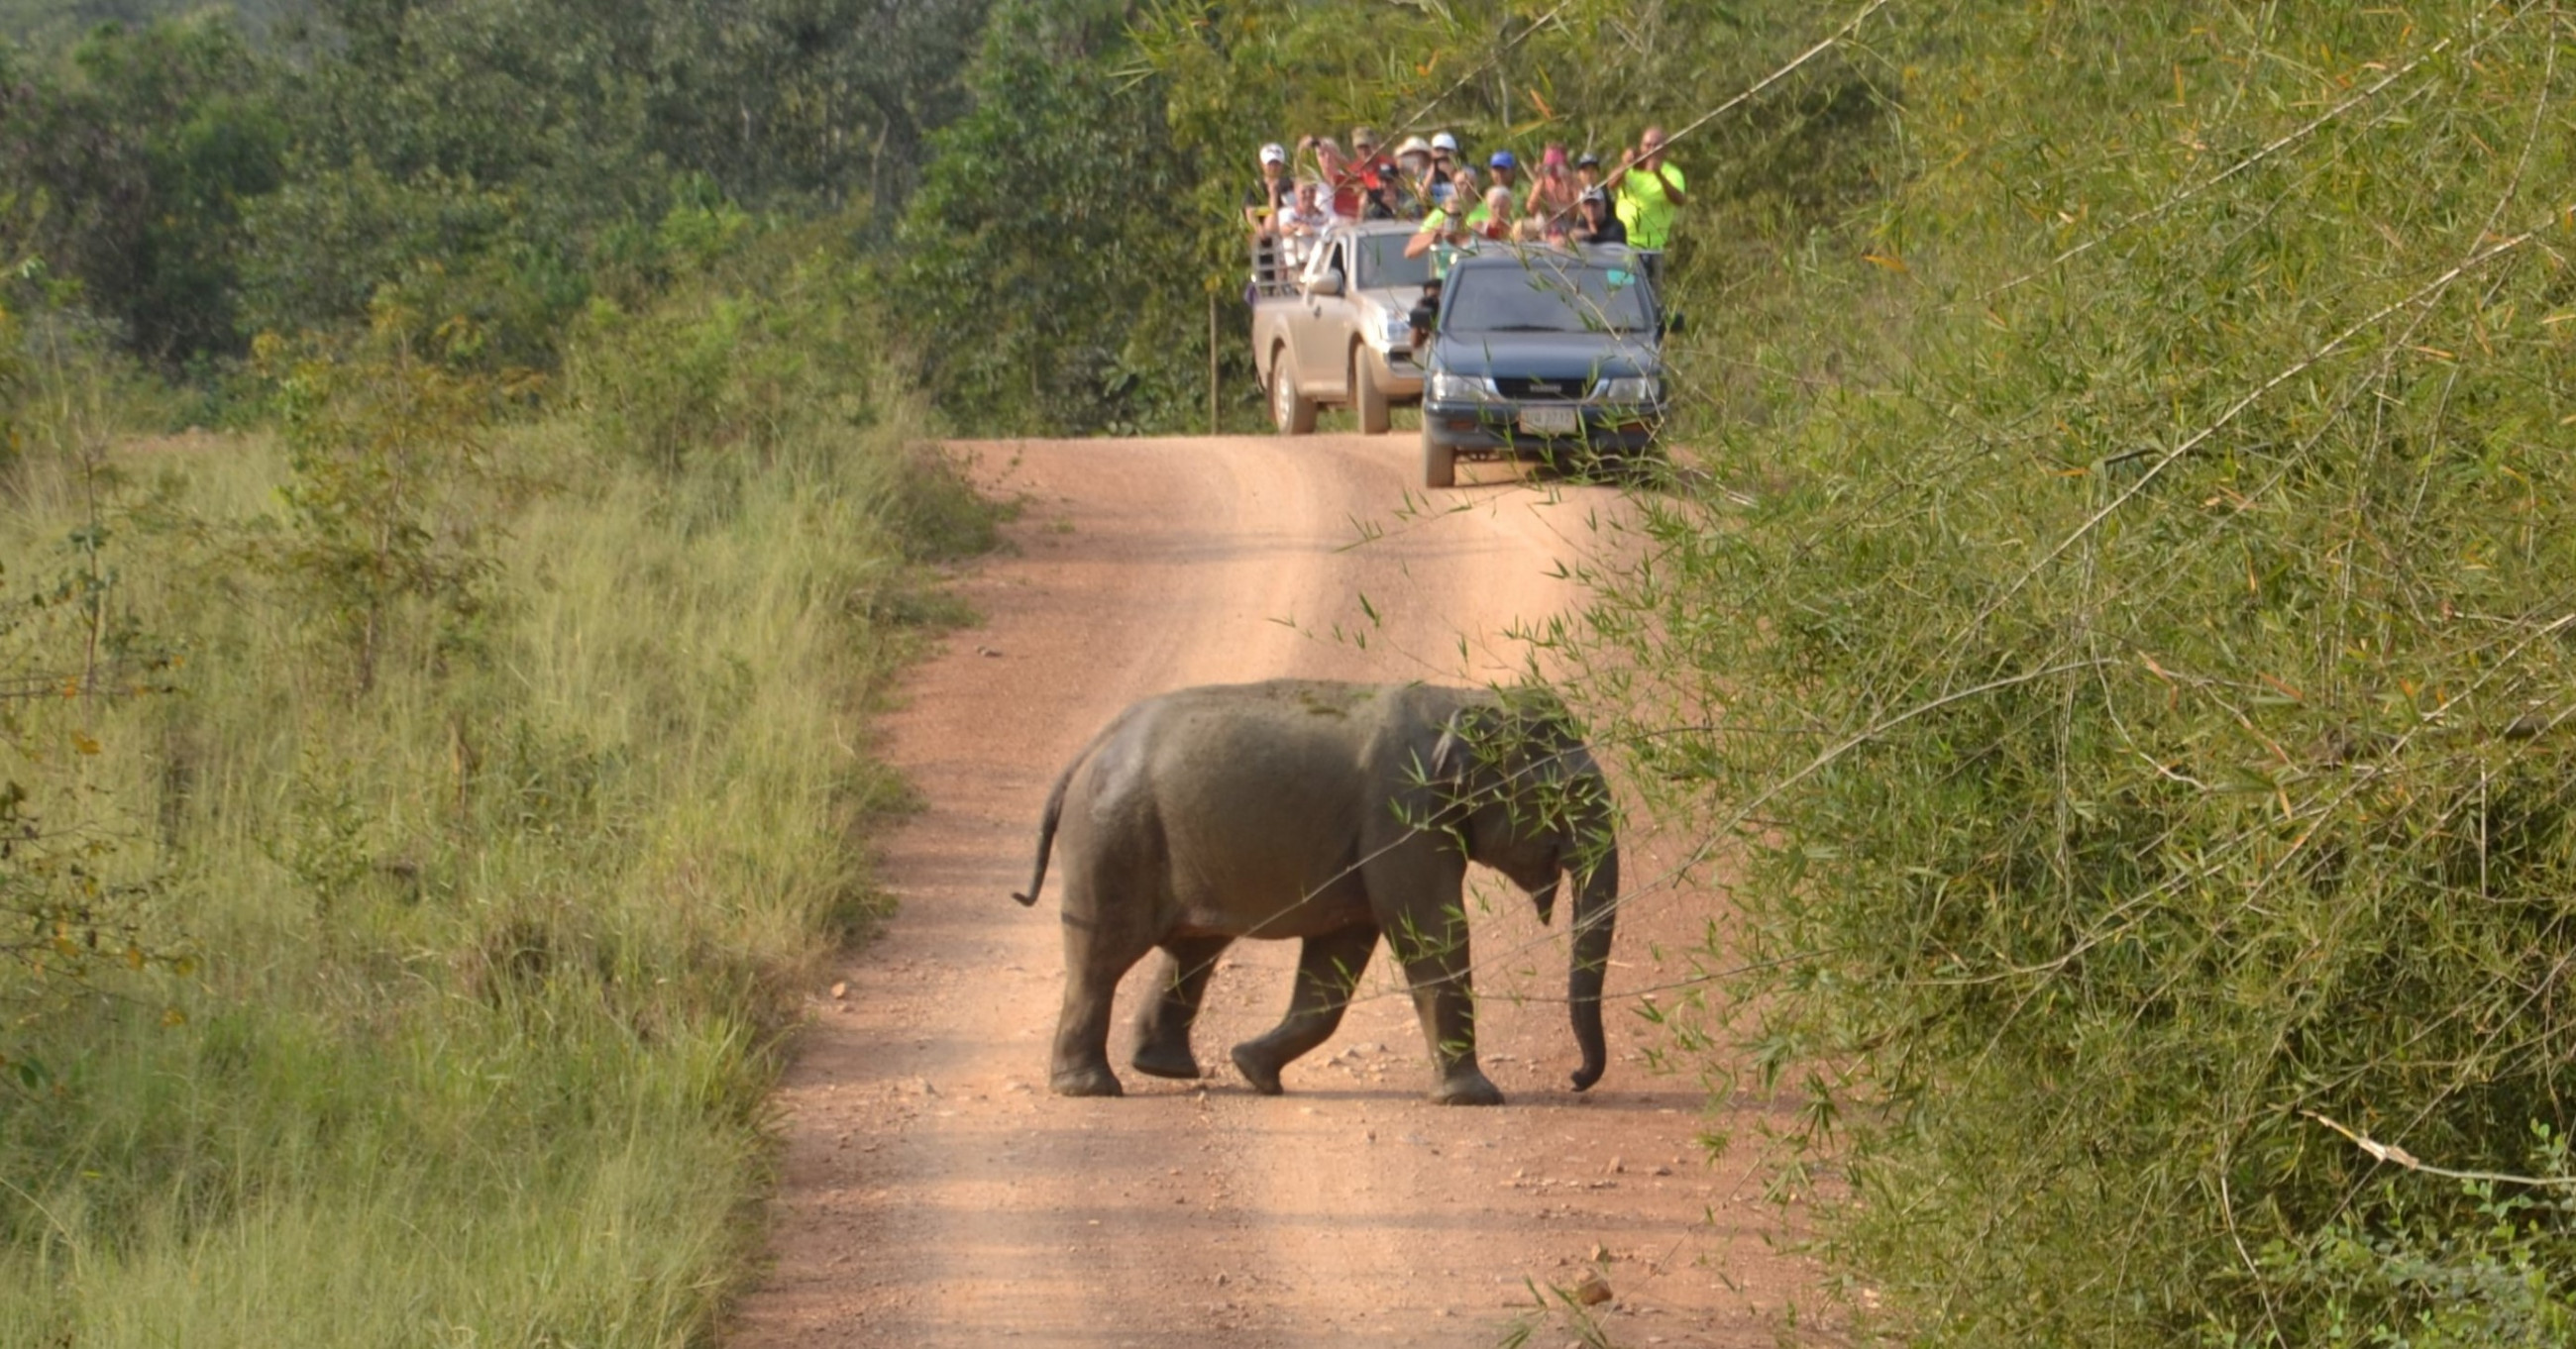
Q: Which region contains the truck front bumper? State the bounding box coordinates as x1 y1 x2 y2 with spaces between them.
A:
1420 401 1664 458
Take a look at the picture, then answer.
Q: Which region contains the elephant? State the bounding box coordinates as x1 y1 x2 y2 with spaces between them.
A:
1011 678 1620 1105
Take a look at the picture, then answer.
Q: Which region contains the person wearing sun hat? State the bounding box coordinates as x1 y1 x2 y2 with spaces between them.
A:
1393 135 1437 215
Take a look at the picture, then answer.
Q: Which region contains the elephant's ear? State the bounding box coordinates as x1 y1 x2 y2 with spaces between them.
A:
1430 702 1511 788
1427 707 1479 792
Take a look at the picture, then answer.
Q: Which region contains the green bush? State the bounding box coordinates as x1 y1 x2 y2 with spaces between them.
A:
1571 3 2576 1342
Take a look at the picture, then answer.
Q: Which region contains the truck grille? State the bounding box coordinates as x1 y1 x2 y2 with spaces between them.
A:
1492 375 1589 400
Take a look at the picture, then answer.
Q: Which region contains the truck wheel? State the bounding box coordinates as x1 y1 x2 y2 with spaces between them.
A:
1422 425 1457 488
1270 349 1317 436
1351 347 1391 435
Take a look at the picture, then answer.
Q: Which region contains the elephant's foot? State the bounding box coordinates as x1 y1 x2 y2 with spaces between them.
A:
1429 1070 1504 1106
1049 1064 1125 1097
1130 1042 1204 1081
1229 1043 1287 1095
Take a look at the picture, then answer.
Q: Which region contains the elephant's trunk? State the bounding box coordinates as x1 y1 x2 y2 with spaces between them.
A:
1566 839 1619 1091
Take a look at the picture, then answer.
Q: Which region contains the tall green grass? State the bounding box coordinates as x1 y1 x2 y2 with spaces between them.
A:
0 230 990 1344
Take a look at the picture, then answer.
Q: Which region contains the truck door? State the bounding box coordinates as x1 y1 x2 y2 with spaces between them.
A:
1290 238 1352 399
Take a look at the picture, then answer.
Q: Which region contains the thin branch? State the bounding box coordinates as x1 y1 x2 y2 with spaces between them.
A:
2304 1111 2576 1189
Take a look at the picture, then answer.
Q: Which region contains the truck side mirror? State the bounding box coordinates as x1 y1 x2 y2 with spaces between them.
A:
1664 311 1688 335
1308 269 1345 298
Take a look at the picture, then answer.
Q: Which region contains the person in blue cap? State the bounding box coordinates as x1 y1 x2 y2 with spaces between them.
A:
1487 149 1522 209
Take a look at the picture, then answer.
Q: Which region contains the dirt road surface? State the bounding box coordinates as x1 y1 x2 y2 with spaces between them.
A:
729 435 1813 1348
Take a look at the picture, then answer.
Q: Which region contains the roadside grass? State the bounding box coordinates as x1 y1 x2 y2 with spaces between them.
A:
0 237 992 1343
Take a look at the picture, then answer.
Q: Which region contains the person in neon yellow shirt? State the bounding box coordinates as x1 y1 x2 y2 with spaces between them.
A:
1403 199 1474 278
1607 126 1688 250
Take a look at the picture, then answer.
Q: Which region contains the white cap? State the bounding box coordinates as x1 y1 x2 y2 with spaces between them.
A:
1430 131 1459 153
1259 142 1287 165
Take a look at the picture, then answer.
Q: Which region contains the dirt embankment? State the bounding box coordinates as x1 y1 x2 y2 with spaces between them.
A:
729 435 1813 1347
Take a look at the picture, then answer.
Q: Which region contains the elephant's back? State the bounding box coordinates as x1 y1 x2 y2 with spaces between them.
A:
1112 681 1422 920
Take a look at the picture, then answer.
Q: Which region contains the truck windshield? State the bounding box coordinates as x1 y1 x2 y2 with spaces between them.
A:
1350 234 1436 290
1444 261 1653 334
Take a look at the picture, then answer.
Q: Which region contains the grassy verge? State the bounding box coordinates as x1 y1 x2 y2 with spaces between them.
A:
0 231 991 1344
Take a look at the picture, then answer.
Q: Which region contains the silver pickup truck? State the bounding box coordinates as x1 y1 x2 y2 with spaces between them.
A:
1249 220 1437 435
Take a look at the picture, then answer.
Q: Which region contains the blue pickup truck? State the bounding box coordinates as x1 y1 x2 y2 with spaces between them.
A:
1414 248 1674 488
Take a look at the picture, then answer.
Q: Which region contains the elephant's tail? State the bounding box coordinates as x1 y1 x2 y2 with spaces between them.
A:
1012 755 1079 906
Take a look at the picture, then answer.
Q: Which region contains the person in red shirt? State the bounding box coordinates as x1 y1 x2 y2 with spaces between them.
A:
1346 126 1399 219
1302 137 1364 219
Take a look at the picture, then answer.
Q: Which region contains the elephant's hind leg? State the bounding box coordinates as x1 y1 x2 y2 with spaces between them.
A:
1051 910 1155 1097
1132 935 1232 1079
1231 924 1377 1095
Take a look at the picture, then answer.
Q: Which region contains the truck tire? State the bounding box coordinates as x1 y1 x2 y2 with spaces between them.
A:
1422 425 1457 488
1351 347 1391 435
1270 348 1317 436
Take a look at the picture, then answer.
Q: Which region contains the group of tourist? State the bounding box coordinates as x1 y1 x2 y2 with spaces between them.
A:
1242 124 1687 262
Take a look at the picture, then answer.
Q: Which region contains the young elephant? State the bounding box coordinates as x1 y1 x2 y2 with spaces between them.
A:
1012 679 1620 1105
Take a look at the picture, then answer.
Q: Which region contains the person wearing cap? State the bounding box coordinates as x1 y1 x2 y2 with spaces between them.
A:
1606 125 1688 250
1343 127 1400 221
1486 149 1522 198
1526 143 1581 229
1427 132 1461 207
1571 187 1627 247
1574 152 1605 199
1349 126 1395 182
1244 142 1294 233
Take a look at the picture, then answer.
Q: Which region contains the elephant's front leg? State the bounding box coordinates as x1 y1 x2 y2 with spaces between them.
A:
1388 908 1503 1105
1230 923 1376 1095
1131 934 1232 1080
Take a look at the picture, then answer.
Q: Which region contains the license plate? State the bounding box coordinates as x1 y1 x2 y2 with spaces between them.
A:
1519 406 1580 436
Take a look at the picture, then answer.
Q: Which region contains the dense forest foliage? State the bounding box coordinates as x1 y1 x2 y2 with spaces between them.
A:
8 0 2576 1344
2 0 986 374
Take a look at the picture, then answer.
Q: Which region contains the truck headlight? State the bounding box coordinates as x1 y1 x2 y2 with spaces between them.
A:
1379 313 1415 349
1429 371 1493 402
1595 376 1659 404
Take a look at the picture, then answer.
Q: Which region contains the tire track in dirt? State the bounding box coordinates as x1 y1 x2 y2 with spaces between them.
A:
729 436 1814 1347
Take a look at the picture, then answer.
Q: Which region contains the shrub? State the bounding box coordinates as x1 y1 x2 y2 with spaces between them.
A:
1569 2 2576 1342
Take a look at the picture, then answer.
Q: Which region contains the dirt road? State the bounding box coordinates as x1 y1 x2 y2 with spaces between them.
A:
729 435 1812 1348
